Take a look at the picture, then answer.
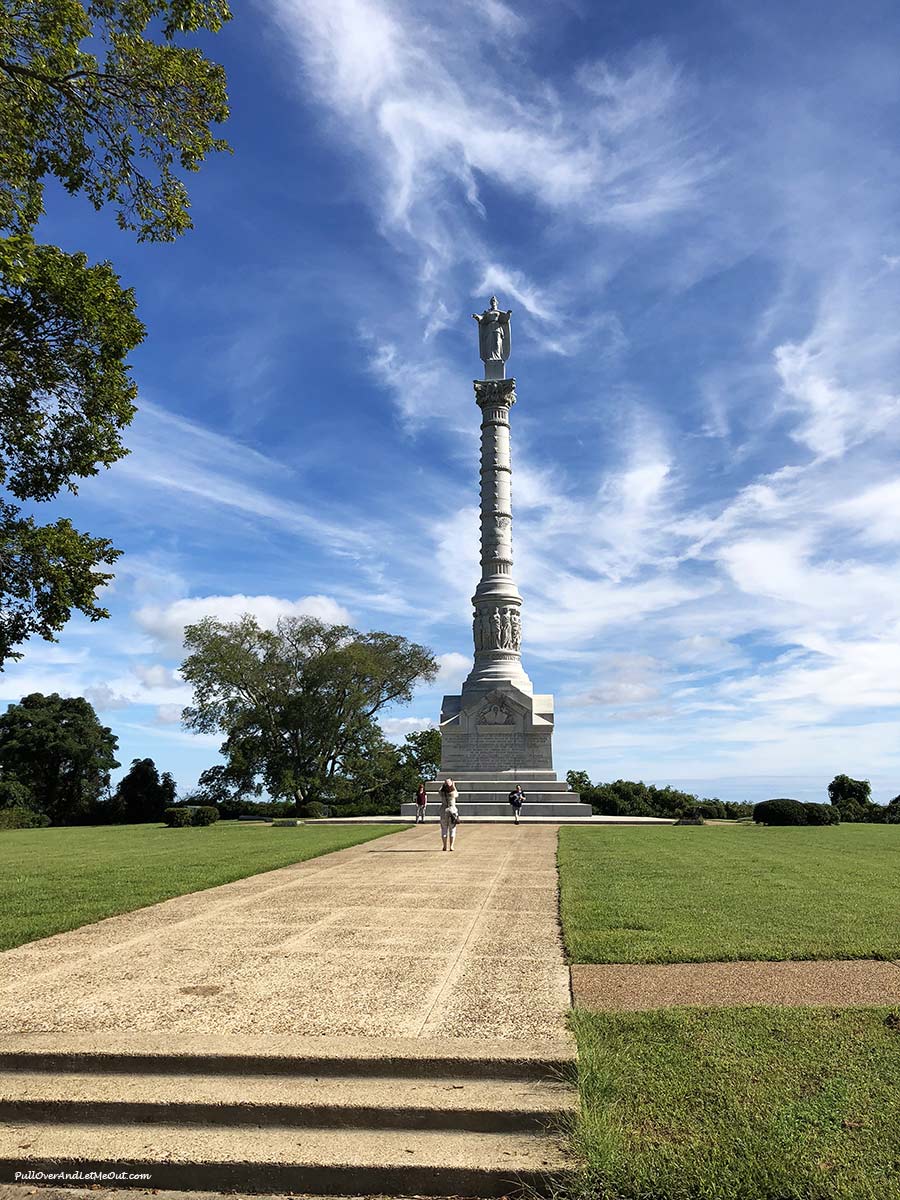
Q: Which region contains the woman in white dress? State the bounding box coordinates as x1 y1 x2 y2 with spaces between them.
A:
439 778 459 852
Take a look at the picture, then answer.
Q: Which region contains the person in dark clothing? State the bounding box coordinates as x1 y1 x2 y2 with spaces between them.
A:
508 784 526 825
413 782 427 823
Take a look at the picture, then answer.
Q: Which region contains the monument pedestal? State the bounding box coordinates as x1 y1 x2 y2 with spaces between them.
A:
399 685 593 819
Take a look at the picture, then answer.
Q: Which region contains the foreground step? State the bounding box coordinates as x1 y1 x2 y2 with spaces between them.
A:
0 1121 575 1197
0 1032 576 1082
0 1035 577 1196
0 1069 574 1133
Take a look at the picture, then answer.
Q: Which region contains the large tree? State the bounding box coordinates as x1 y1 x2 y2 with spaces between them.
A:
180 615 438 804
331 725 442 815
827 774 880 823
0 691 119 822
113 756 176 823
0 0 230 663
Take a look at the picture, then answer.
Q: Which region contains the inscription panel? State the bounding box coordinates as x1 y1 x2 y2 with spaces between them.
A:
440 726 553 773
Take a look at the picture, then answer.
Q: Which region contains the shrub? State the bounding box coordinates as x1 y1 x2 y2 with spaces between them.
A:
804 802 841 826
298 801 333 819
722 800 754 820
0 806 50 829
753 798 809 826
695 801 724 820
675 812 705 826
164 807 193 828
192 806 219 826
217 798 296 821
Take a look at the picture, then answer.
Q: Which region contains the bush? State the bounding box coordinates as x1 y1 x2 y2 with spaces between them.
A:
217 798 296 821
804 802 841 826
694 801 724 820
298 801 333 819
164 807 193 827
0 806 50 829
192 806 219 826
753 798 809 826
675 812 705 826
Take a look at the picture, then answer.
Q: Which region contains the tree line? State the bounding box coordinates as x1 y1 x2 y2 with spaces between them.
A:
566 771 900 824
0 613 441 827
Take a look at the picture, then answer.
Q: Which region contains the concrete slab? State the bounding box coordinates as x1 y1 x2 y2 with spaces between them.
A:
0 1120 575 1197
571 958 900 1011
0 826 571 1043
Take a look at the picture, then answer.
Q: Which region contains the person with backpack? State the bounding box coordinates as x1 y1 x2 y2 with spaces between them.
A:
439 778 459 851
508 784 526 824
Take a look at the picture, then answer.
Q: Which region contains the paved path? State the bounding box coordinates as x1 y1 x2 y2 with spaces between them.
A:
1 825 570 1042
572 958 900 1011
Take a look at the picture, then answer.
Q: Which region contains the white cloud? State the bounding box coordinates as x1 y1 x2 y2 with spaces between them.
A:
380 715 437 740
270 1 711 353
82 684 132 712
435 651 470 689
133 663 181 688
135 594 353 656
110 402 373 554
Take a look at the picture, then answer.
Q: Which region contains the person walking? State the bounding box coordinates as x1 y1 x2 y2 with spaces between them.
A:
508 783 526 825
439 778 459 851
413 782 428 824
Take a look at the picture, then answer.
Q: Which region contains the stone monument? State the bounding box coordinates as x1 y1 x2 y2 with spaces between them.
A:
401 299 592 819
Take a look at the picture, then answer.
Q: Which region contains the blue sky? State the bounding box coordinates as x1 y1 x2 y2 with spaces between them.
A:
6 0 900 804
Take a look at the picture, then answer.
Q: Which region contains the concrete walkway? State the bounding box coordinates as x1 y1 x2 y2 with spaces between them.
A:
0 825 576 1196
0 825 570 1041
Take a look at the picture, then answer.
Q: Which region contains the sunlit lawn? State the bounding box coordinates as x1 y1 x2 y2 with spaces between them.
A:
559 823 900 963
566 1005 900 1200
0 820 402 950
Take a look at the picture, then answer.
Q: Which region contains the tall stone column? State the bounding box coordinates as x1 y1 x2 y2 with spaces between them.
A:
407 295 591 817
461 378 533 698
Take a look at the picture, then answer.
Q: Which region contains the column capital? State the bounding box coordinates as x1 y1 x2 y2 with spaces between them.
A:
474 378 516 409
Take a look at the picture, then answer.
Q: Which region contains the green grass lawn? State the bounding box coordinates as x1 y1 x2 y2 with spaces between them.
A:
559 824 900 963
567 1006 900 1200
0 821 402 950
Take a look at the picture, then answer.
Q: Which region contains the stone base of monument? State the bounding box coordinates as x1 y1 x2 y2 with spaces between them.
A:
401 801 591 818
420 686 594 818
402 779 593 819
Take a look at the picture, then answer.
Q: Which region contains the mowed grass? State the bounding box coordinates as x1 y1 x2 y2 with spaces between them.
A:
0 821 402 950
568 1005 900 1200
559 824 900 963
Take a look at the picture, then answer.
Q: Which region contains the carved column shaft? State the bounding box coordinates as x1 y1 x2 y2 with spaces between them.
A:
462 378 532 696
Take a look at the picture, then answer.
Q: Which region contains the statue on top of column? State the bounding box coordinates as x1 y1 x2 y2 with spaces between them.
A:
472 296 512 379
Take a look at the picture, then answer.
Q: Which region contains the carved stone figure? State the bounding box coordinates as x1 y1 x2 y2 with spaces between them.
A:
472 296 512 379
473 609 482 651
500 607 513 649
478 700 514 725
510 608 521 651
491 609 502 649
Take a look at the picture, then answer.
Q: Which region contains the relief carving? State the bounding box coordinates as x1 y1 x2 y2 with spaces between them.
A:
474 605 523 652
478 699 515 725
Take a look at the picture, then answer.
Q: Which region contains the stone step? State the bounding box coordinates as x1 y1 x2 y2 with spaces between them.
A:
401 801 593 817
426 779 570 792
0 1119 576 1197
0 1033 576 1083
0 1070 575 1133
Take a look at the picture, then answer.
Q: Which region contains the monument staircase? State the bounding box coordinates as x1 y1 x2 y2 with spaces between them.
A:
402 775 593 819
0 1034 577 1195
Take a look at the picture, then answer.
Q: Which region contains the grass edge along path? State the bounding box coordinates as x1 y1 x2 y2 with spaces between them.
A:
564 1004 900 1200
1 821 403 951
558 824 900 965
